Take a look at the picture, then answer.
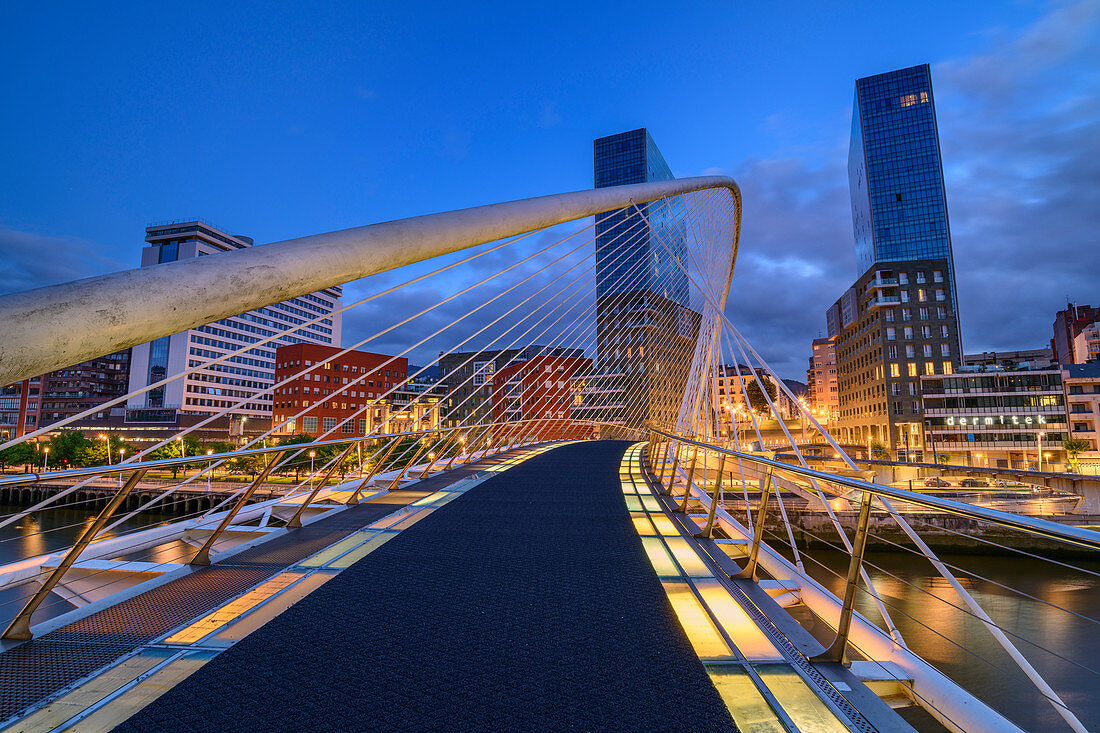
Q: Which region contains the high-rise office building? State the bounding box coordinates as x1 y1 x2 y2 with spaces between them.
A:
589 129 699 433
827 65 963 458
128 220 342 420
807 338 838 423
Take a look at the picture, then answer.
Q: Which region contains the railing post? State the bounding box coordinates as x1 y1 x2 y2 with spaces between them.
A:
387 438 432 491
190 450 286 566
676 449 700 513
735 466 775 581
286 443 356 528
348 436 401 504
3 467 149 640
696 454 727 539
662 442 682 495
813 489 874 665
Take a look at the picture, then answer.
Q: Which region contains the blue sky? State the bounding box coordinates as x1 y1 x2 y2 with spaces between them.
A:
1 1 1097 379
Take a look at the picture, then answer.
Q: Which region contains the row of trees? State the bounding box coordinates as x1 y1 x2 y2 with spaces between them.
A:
0 430 466 483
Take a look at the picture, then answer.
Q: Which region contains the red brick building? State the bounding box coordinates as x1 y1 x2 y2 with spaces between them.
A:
490 354 593 441
273 344 438 439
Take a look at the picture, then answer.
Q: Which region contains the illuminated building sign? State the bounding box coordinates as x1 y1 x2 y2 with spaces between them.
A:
945 415 1047 427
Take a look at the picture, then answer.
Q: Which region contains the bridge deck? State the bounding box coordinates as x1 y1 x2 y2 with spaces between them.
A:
115 440 737 731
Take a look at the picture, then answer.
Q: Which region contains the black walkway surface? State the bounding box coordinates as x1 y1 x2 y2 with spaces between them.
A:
119 441 738 732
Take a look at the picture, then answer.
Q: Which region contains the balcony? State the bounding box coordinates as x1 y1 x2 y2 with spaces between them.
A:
867 277 899 292
867 295 901 310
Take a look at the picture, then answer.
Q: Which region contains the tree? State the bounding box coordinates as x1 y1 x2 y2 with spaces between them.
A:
869 439 889 460
277 434 316 481
744 379 777 415
935 453 951 465
43 431 94 468
0 443 38 473
1063 438 1090 469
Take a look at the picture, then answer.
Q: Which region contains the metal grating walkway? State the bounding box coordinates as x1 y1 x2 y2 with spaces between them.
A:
117 441 739 731
0 472 484 725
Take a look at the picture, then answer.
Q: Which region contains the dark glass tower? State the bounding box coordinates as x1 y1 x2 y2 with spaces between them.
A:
577 129 698 434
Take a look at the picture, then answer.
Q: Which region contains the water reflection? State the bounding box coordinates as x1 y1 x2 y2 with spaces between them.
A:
800 549 1100 731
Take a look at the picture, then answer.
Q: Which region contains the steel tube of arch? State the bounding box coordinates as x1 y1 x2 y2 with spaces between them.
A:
0 176 739 386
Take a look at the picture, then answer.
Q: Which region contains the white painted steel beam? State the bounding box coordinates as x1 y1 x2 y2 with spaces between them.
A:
0 176 739 386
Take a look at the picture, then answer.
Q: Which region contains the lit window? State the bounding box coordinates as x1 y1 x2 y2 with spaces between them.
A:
890 364 900 378
900 93 918 107
942 361 953 375
907 363 918 377
924 362 935 375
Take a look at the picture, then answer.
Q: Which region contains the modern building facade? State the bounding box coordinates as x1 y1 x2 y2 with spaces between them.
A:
439 346 584 429
921 366 1067 469
828 65 963 457
127 221 342 421
1052 303 1100 365
592 129 698 433
272 344 423 438
963 348 1055 370
1 350 131 440
490 354 593 440
1063 362 1100 473
807 338 838 424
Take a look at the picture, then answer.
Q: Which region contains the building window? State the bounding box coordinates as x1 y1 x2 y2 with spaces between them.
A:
891 383 900 396
919 307 929 320
912 401 921 414
905 345 915 358
901 290 910 303
935 289 946 301
933 270 943 283
923 344 933 357
341 419 354 433
893 401 904 415
907 363 918 377
921 326 932 338
937 307 947 319
323 417 337 432
940 344 950 357
924 362 935 375
886 327 896 340
902 308 912 321
899 273 909 284
916 271 926 284
908 382 917 395
303 416 318 432
884 309 895 322
903 327 913 339
359 418 368 433
917 289 927 303
942 361 953 375
888 345 897 359
890 364 900 377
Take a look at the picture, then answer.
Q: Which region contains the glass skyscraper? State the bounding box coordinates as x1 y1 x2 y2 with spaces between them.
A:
849 64 955 279
576 129 698 434
827 65 964 459
593 128 689 307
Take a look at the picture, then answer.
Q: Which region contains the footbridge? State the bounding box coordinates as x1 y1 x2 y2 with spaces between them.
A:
0 178 1096 731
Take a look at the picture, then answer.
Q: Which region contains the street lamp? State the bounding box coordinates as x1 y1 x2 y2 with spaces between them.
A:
117 449 125 487
98 434 112 465
42 447 49 471
309 450 316 489
206 448 214 490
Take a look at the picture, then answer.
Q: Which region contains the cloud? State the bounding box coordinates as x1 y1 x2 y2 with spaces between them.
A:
721 0 1100 378
0 227 127 294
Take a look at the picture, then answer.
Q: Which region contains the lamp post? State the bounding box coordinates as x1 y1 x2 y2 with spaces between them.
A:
1037 432 1045 472
98 434 111 466
206 448 214 491
117 449 125 488
309 450 316 489
42 447 49 472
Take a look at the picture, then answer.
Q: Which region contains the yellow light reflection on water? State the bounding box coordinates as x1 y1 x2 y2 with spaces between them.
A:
662 581 732 659
694 580 784 660
707 667 786 732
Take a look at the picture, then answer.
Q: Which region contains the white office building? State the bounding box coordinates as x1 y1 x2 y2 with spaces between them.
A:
127 220 342 420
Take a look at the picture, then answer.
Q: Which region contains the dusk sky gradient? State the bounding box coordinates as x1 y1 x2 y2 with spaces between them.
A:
1 1 1097 379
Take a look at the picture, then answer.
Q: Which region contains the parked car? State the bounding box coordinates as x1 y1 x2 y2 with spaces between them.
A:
923 477 950 487
959 478 990 487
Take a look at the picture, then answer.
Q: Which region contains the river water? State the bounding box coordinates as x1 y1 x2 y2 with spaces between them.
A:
0 507 1097 731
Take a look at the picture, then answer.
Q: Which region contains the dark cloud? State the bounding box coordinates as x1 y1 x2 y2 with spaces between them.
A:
0 227 127 293
723 0 1100 378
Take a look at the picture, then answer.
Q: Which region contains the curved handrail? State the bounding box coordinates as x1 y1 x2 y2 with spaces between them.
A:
0 176 740 386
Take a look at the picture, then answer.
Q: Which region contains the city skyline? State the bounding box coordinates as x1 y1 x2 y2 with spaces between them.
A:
1 2 1097 381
